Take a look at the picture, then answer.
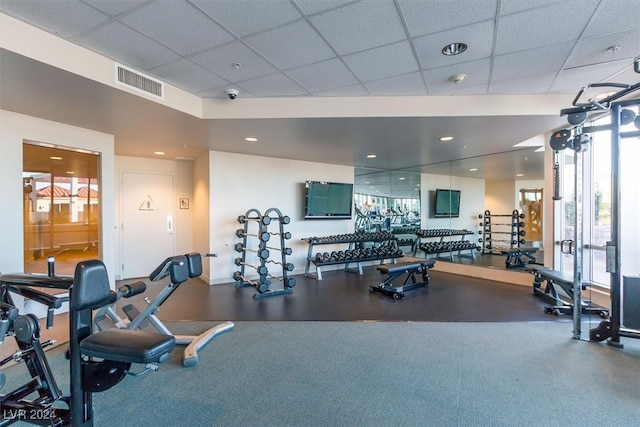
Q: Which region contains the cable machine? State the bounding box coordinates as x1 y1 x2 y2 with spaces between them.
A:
551 55 640 344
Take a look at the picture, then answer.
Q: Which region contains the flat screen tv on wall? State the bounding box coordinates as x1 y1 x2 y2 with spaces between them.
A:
304 181 353 220
434 189 461 218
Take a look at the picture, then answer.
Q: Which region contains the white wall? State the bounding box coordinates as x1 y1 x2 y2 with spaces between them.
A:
193 152 212 280
114 156 194 280
0 110 116 281
206 151 353 284
420 174 485 234
485 180 516 216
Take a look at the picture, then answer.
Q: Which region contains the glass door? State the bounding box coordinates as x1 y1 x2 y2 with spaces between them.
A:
23 142 100 276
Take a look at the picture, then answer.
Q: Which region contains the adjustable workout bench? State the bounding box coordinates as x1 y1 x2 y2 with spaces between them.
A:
370 259 436 299
527 265 608 317
501 247 539 269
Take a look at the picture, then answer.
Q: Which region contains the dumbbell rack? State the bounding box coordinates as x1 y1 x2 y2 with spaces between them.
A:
478 209 526 255
413 229 479 260
302 231 403 280
233 207 295 299
392 226 420 253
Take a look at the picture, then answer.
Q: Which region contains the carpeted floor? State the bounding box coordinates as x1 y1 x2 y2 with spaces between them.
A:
3 321 640 427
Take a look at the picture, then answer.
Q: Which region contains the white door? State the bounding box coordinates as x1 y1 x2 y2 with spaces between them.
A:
121 171 174 278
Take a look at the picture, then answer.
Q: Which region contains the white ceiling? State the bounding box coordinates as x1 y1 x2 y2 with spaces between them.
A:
1 0 639 186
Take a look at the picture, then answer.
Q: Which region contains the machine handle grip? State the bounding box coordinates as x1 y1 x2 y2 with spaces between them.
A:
119 281 147 298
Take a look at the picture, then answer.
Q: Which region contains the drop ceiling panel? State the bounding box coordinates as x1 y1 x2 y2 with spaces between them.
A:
365 72 427 96
498 0 566 16
398 0 497 37
83 0 145 17
150 59 228 93
495 0 599 55
423 58 491 93
310 0 406 55
293 0 357 16
286 58 359 93
490 73 556 94
244 20 335 70
343 41 418 83
75 21 180 70
119 1 234 56
492 42 575 82
413 20 495 70
0 0 109 38
191 41 277 82
582 0 640 37
192 0 302 37
565 29 640 69
551 60 637 93
238 72 307 97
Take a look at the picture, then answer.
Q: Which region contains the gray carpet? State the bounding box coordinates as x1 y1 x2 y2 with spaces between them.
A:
3 321 640 426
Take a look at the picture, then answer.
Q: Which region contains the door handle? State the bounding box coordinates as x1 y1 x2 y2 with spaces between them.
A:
167 215 173 234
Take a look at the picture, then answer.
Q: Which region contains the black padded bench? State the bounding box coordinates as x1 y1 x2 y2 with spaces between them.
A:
370 259 436 299
501 247 539 269
526 265 608 317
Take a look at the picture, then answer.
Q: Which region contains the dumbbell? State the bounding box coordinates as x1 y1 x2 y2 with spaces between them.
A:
235 229 270 242
237 215 271 225
234 258 268 275
234 243 269 259
233 271 270 293
266 245 293 255
269 231 292 240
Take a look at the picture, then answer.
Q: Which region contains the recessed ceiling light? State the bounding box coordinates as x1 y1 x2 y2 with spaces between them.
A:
366 154 377 158
442 42 468 56
469 168 478 171
66 171 75 175
516 173 524 177
439 136 454 142
50 156 62 160
154 151 165 155
245 137 258 142
399 177 405 180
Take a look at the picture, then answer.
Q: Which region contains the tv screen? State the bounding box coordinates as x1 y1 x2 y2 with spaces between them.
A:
434 189 461 218
304 181 353 220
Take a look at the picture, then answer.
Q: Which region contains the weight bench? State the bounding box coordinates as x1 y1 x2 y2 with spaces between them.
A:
369 259 436 299
501 247 539 269
526 265 608 317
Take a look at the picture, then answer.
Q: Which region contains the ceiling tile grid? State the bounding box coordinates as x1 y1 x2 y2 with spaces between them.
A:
0 0 637 99
74 20 181 71
398 0 497 37
286 58 360 93
189 40 278 82
0 0 110 38
118 0 234 56
412 20 495 70
191 0 303 38
309 0 407 56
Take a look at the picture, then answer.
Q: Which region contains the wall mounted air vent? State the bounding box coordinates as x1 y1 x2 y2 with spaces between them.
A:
115 63 164 99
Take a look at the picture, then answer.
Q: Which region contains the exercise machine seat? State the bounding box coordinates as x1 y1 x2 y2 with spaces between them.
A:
71 259 176 364
80 329 175 364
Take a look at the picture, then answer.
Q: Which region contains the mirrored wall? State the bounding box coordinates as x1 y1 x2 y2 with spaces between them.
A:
355 147 544 270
